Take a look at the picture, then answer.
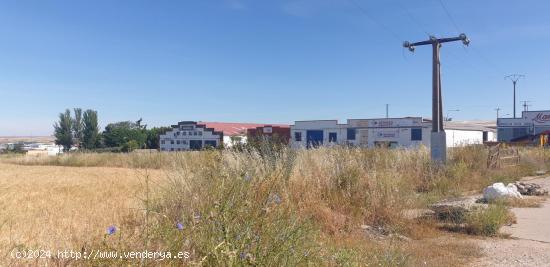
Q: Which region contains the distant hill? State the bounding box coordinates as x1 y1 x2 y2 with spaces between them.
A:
0 136 55 144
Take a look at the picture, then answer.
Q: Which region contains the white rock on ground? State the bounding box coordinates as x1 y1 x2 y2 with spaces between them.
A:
483 182 523 201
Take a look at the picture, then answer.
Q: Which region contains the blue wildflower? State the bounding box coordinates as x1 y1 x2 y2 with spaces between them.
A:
176 222 184 230
244 174 252 182
269 193 282 205
107 225 117 235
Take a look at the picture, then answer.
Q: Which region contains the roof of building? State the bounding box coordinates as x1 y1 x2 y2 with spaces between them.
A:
198 122 289 136
440 120 496 132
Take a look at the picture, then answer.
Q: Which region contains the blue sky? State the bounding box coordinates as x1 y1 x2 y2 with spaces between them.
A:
1 0 549 136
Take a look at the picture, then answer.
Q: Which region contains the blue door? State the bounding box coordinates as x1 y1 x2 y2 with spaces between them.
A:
306 130 323 148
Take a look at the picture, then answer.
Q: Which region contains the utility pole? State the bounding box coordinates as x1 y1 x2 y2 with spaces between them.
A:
505 74 525 118
521 100 531 112
403 34 470 164
386 104 389 118
495 107 501 119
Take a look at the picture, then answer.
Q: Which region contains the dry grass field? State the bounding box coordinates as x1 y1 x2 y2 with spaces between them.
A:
0 146 548 266
0 162 165 265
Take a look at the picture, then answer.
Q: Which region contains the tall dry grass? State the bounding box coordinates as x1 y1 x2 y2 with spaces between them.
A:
1 145 549 265
86 146 548 265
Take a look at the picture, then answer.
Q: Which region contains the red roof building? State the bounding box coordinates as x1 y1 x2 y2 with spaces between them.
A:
198 121 288 136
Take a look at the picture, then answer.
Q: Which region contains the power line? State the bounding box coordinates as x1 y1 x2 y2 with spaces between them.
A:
437 0 462 34
396 1 431 37
346 0 404 42
436 0 504 76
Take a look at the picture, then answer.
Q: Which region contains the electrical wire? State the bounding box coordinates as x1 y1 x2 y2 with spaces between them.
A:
346 0 404 42
396 1 431 37
437 0 462 34
436 0 505 76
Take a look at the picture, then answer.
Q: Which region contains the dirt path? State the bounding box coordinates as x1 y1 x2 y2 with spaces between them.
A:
470 176 550 267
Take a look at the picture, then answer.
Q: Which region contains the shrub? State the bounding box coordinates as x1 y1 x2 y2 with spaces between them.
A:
465 203 512 236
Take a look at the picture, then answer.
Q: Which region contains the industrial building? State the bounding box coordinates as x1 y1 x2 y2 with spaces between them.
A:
497 110 550 142
247 125 291 144
290 117 496 149
160 121 289 151
160 121 223 151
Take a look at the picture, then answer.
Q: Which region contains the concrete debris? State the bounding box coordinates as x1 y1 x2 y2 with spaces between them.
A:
514 181 549 196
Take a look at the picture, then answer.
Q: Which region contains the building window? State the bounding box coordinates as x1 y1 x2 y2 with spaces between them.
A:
483 131 488 142
183 131 187 136
176 140 180 145
183 140 188 145
329 132 337 142
170 148 174 151
161 140 165 144
347 128 356 140
198 131 203 136
170 140 174 145
294 132 302 142
411 128 422 141
194 132 198 136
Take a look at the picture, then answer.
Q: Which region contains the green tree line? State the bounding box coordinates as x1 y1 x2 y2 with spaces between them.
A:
54 108 170 152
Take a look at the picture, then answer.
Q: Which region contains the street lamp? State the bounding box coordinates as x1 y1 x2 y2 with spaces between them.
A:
445 109 460 121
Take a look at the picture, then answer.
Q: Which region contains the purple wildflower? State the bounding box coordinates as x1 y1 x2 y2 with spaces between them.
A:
107 225 117 235
176 222 184 230
269 193 282 205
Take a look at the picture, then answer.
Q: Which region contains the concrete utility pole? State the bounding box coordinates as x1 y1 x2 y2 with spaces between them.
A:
403 34 470 164
386 104 389 118
495 107 501 119
505 74 525 118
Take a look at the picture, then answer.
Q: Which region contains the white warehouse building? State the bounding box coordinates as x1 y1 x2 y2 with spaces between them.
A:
290 117 496 149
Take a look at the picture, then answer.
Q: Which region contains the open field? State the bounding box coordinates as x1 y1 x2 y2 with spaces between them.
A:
0 146 549 266
0 136 55 144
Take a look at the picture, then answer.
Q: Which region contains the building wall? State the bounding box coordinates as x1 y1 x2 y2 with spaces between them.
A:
247 126 291 144
290 118 494 149
497 110 550 141
446 129 495 147
160 122 222 151
223 135 248 147
290 118 431 149
290 120 348 148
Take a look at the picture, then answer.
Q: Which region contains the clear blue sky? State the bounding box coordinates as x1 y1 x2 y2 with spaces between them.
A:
1 0 549 136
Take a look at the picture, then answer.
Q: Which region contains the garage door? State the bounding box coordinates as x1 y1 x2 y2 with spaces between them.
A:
306 130 323 148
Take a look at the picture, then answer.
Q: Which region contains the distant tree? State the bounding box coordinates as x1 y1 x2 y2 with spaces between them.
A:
81 109 100 149
72 108 83 147
54 109 74 151
145 127 172 149
121 140 139 152
102 121 147 149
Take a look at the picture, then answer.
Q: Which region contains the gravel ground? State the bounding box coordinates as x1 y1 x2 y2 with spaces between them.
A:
470 175 550 267
470 239 550 267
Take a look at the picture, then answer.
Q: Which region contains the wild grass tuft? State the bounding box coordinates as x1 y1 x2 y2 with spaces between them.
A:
465 203 513 236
